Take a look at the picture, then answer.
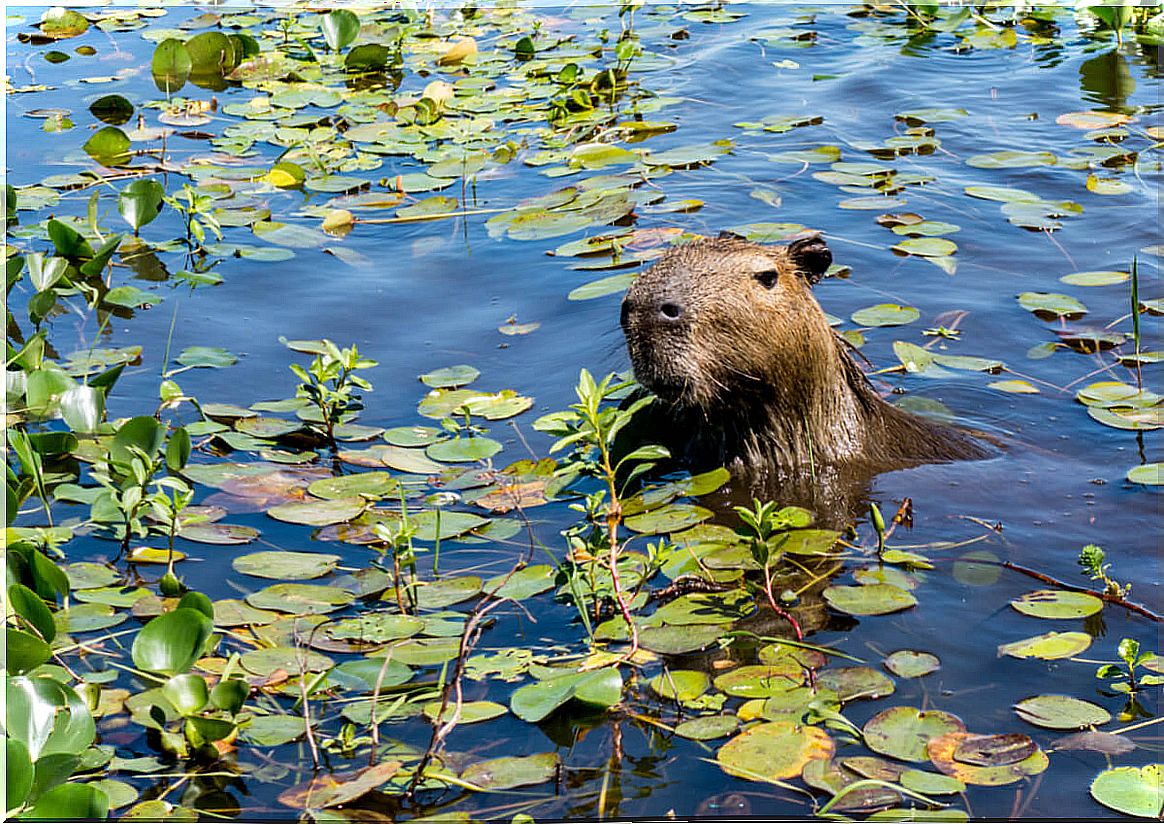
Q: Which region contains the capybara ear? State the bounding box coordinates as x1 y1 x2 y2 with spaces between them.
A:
786 233 832 285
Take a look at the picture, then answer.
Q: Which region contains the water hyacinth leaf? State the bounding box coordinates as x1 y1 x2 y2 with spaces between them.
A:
1090 765 1164 819
267 497 366 526
1127 463 1162 485
1013 695 1111 730
461 753 559 791
90 94 133 125
246 583 354 615
823 583 917 616
1010 590 1103 619
426 437 502 463
676 715 739 740
161 673 209 717
716 719 835 782
997 631 1092 660
7 629 52 674
151 38 191 93
186 31 236 77
131 608 214 676
649 670 711 701
27 253 68 292
232 551 340 580
927 732 1048 786
1017 292 1087 318
884 651 940 678
851 304 920 327
863 707 966 763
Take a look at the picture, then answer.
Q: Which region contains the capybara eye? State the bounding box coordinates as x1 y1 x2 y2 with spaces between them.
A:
753 269 779 289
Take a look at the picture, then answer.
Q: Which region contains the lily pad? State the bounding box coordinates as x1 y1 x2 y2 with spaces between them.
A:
420 365 479 388
483 565 556 600
267 497 366 526
884 651 940 678
892 238 956 258
850 304 920 327
864 707 966 763
307 472 398 500
1090 764 1164 818
1017 292 1087 319
675 715 739 740
461 752 559 791
426 437 502 463
649 670 710 702
414 576 482 609
1010 590 1103 620
1127 463 1162 485
716 719 834 782
423 700 506 725
817 667 896 702
927 732 1048 786
246 583 354 615
624 503 713 534
1014 695 1111 730
823 583 917 616
232 551 340 581
997 631 1091 660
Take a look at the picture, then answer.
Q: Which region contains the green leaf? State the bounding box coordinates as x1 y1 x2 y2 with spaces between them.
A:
6 675 96 761
321 9 360 52
851 304 920 327
233 550 340 581
1127 463 1162 485
1014 695 1111 730
823 583 917 616
131 608 214 676
117 179 165 232
166 427 191 472
111 415 165 465
1017 292 1087 318
997 631 1092 660
83 127 131 167
716 719 835 781
26 783 108 820
863 706 965 762
8 582 56 643
162 673 209 716
6 629 52 674
1090 765 1164 818
46 219 93 259
461 752 559 790
1010 590 1103 619
89 94 134 126
7 738 34 812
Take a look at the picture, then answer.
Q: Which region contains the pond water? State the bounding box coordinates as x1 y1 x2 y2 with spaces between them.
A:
5 3 1162 821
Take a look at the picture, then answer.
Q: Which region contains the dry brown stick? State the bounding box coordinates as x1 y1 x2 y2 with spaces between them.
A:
998 560 1161 622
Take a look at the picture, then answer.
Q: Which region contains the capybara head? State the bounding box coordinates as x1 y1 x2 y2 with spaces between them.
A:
620 234 834 413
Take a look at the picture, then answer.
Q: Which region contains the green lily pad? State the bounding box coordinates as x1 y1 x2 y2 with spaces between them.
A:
246 583 354 615
379 637 461 666
240 646 333 677
325 613 424 643
1010 590 1103 619
414 576 482 609
624 503 713 534
267 496 366 526
639 623 727 654
997 631 1092 660
483 565 556 600
178 523 260 545
410 510 489 542
716 719 835 782
649 670 710 701
461 752 559 790
863 707 966 763
423 700 507 725
676 715 739 740
816 667 895 702
892 238 957 258
426 437 502 463
232 551 340 581
510 667 622 722
240 714 304 747
55 602 126 634
1090 764 1164 818
823 583 917 616
420 365 480 388
1017 292 1088 318
966 150 1056 169
850 304 920 327
1014 695 1111 730
1060 270 1128 286
176 346 237 369
307 472 398 500
884 651 940 678
713 662 805 699
383 426 442 447
1127 463 1162 485
900 769 965 796
988 379 1040 394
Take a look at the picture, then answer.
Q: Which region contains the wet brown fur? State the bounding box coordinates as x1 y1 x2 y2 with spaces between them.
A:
620 235 989 482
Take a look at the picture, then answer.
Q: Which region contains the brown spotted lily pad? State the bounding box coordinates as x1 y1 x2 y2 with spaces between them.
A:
927 732 1049 786
863 707 966 762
